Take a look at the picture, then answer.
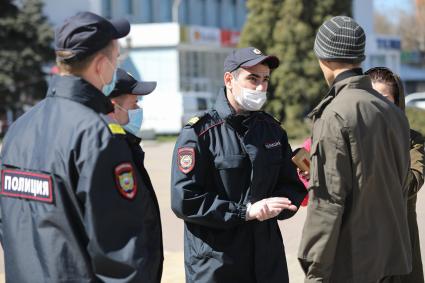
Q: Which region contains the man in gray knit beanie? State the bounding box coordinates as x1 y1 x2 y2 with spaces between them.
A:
298 16 412 283
314 16 365 63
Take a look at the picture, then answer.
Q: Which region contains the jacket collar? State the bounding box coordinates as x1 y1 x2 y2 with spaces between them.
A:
47 75 114 114
332 68 363 86
126 131 142 145
308 69 373 119
215 87 237 119
214 87 255 118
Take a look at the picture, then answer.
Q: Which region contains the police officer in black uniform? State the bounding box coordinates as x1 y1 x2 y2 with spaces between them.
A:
171 47 307 283
0 12 162 282
108 67 163 272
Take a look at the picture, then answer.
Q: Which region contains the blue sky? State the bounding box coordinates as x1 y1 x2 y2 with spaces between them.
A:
374 0 413 13
373 0 414 24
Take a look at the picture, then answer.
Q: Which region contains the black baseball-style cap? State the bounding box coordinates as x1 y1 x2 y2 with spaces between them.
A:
224 47 280 73
109 68 157 98
55 12 130 62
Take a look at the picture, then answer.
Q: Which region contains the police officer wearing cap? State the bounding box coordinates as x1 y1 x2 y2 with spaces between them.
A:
0 12 162 282
171 47 306 283
108 68 164 275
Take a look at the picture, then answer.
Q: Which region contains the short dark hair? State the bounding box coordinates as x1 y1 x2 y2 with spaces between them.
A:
365 67 402 106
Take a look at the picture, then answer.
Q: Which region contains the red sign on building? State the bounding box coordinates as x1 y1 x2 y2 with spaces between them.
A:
221 30 240 47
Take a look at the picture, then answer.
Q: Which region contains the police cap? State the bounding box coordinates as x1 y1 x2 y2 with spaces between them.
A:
55 12 130 62
224 47 280 73
109 68 157 98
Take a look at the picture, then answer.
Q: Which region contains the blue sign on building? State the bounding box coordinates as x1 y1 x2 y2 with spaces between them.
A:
377 38 401 50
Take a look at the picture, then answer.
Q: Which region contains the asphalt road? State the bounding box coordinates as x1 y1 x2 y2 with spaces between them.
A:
0 141 423 283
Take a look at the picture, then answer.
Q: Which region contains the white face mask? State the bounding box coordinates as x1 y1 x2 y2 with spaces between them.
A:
234 87 267 111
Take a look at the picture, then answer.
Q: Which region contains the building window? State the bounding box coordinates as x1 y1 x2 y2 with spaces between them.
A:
104 0 112 18
200 0 207 26
159 0 172 22
140 0 152 23
216 0 222 28
231 0 237 29
179 0 190 24
236 0 247 30
179 50 228 95
124 0 134 15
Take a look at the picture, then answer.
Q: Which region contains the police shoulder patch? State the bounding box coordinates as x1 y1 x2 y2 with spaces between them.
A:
1 169 53 203
108 123 126 135
178 147 195 174
114 163 137 200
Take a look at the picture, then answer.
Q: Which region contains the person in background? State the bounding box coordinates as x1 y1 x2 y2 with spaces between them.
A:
108 68 164 282
366 66 425 283
295 138 311 207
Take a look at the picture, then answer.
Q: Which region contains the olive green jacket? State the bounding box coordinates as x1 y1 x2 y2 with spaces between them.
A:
408 130 425 198
402 129 425 283
298 74 412 283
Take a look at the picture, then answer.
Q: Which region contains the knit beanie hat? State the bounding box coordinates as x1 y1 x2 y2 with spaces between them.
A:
314 16 366 63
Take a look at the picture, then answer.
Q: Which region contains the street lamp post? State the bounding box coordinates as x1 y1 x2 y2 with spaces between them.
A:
172 0 181 23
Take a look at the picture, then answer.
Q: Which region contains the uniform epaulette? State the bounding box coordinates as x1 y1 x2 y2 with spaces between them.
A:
187 116 201 126
184 113 209 128
100 114 126 135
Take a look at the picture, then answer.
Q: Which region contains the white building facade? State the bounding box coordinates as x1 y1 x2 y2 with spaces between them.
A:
43 0 245 134
353 0 401 73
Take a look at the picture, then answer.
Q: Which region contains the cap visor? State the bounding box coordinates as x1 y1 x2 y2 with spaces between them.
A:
131 81 157 95
241 55 280 69
110 18 130 38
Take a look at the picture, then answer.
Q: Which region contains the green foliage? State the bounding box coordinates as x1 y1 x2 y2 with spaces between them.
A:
270 0 323 120
282 117 311 141
156 134 178 143
406 107 425 136
0 0 54 113
238 0 282 53
240 0 352 139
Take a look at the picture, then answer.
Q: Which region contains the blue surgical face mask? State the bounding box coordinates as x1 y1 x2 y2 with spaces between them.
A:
100 59 117 96
124 108 143 138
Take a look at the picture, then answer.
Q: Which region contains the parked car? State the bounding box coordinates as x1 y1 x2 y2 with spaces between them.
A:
405 92 425 110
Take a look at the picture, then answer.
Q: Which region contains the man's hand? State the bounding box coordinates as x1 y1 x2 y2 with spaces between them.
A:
298 169 310 182
246 197 297 221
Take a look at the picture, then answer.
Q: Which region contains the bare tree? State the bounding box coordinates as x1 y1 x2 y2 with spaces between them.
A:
373 0 425 51
374 12 397 35
392 0 425 51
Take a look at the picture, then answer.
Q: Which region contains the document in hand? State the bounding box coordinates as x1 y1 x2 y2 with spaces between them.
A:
291 147 310 173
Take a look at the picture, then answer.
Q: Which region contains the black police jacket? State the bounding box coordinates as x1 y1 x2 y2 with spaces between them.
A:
0 75 163 283
125 132 164 277
171 88 306 283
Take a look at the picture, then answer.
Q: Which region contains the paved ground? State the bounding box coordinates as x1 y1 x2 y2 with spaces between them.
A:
0 141 424 282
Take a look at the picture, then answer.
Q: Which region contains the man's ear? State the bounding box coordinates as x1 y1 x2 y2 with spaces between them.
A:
319 59 331 69
93 54 106 75
224 72 233 89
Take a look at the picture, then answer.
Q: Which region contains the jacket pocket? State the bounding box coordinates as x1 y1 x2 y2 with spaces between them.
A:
213 155 249 200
